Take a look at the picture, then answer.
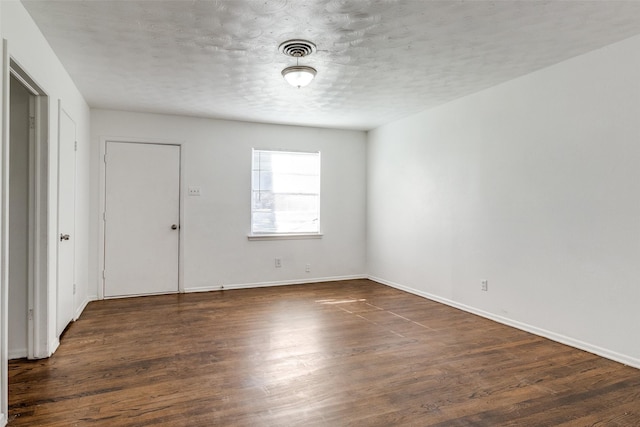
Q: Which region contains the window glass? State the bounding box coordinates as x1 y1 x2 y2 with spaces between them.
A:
251 149 321 234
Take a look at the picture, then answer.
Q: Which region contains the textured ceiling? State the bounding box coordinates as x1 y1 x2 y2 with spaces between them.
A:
21 0 640 130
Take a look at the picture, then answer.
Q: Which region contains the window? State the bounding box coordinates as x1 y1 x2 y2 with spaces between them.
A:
251 149 321 235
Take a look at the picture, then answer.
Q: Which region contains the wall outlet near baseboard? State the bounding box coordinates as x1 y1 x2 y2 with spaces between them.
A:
275 258 282 268
481 280 488 291
305 263 311 273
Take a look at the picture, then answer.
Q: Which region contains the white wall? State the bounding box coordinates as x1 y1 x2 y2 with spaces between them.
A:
0 0 91 422
1 0 92 349
367 35 640 368
90 110 367 293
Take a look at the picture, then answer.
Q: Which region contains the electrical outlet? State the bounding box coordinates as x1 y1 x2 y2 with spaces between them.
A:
188 186 201 196
305 263 311 273
275 258 282 268
481 280 488 291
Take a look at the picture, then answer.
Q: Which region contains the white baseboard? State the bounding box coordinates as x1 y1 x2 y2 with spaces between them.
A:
369 275 640 370
8 347 27 360
74 295 95 320
0 412 6 427
185 274 367 293
48 337 60 358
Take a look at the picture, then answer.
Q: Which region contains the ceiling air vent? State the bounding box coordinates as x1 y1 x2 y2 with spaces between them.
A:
278 39 317 58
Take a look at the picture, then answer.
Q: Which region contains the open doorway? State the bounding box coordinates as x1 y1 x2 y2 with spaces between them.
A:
8 73 32 359
5 59 49 360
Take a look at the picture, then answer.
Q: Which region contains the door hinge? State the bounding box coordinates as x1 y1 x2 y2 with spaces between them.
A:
29 116 35 129
103 153 107 163
28 309 33 321
74 140 78 151
102 270 106 279
103 211 106 221
73 283 77 295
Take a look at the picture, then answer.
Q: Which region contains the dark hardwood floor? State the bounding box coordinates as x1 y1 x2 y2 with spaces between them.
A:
8 279 640 426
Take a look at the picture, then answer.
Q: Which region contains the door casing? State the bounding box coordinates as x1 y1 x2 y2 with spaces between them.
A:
4 55 50 360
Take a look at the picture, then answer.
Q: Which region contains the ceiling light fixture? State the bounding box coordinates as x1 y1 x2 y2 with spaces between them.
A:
279 39 317 88
282 65 317 88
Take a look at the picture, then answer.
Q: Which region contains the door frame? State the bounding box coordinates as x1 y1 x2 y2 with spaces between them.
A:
3 52 51 359
1 41 51 425
98 137 185 299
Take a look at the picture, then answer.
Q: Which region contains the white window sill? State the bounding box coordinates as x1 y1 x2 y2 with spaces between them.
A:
247 233 323 241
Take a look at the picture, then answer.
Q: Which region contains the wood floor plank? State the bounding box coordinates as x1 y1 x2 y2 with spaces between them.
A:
8 279 640 426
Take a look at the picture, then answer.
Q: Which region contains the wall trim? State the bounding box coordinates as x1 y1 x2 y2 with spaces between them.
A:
8 348 26 360
74 295 94 321
49 337 59 358
368 275 640 370
185 274 367 293
0 412 6 427
0 38 8 427
6 56 51 361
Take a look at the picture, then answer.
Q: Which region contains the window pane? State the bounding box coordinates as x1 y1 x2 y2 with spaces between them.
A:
272 173 319 194
251 149 320 234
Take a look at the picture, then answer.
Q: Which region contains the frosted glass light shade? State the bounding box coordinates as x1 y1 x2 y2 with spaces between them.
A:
282 66 317 88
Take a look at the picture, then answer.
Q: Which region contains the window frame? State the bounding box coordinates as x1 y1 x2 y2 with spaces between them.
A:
248 148 323 240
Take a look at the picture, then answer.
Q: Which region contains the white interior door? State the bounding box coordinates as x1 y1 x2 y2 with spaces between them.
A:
57 106 76 336
104 142 180 297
